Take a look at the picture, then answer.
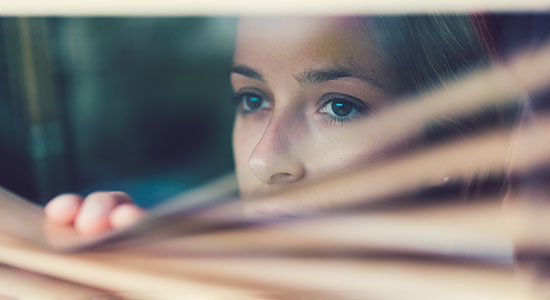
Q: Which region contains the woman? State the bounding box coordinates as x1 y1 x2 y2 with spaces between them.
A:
45 15 493 234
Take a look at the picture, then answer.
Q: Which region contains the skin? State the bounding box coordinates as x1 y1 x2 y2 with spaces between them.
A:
45 191 145 234
45 17 394 234
231 17 394 199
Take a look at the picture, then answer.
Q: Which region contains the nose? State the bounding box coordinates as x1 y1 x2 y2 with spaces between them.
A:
248 114 306 185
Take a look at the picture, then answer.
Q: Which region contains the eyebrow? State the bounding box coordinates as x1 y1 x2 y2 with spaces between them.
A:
230 64 386 91
296 67 385 90
229 65 265 82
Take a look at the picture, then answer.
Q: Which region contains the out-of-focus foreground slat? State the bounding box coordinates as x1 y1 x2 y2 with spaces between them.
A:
0 0 548 15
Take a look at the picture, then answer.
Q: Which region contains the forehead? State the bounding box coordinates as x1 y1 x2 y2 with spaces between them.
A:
233 17 384 78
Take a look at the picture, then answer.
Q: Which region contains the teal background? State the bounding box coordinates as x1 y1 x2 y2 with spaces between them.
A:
0 18 238 207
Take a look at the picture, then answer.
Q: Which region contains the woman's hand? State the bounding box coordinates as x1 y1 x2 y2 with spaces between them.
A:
44 192 146 235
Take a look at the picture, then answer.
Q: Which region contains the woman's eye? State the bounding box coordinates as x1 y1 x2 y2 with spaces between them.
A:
319 96 370 124
232 92 269 113
330 100 354 117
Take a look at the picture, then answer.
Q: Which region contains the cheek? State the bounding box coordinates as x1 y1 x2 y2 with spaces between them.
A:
308 145 377 178
305 128 408 179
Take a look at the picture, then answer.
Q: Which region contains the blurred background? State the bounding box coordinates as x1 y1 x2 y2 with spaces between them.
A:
0 17 237 207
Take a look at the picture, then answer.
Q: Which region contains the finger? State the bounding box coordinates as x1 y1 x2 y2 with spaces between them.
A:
74 191 132 235
110 203 146 229
44 194 84 225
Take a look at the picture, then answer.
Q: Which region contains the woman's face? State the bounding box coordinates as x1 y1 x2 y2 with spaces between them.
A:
231 17 394 198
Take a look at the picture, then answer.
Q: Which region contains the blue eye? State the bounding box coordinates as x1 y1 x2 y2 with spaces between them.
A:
244 94 263 110
232 92 269 113
330 100 354 117
319 95 370 124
